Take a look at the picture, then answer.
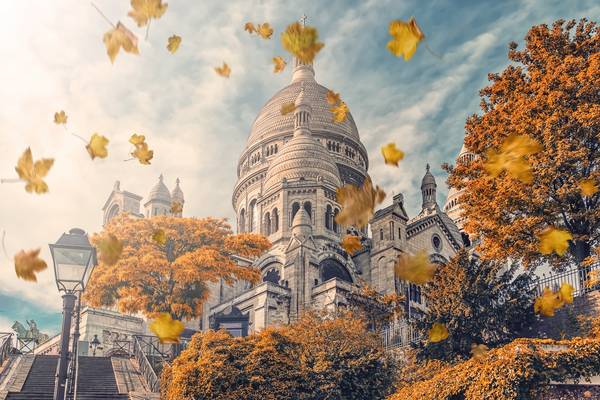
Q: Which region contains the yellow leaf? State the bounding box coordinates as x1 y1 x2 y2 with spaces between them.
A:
534 287 563 317
14 249 47 282
215 62 231 78
132 142 154 165
152 229 167 245
167 34 181 54
341 235 362 255
86 133 109 160
244 22 256 34
14 148 54 194
97 233 123 266
331 101 349 123
129 134 146 146
103 22 139 64
54 110 67 125
280 102 296 115
257 23 273 39
584 390 593 398
586 270 600 289
394 250 437 285
149 313 185 343
326 90 341 106
381 143 405 167
538 227 572 256
128 0 168 27
336 176 386 229
281 21 324 64
273 56 287 73
470 343 489 360
429 322 448 343
558 282 574 305
171 201 183 214
579 178 598 196
484 134 542 183
386 17 425 61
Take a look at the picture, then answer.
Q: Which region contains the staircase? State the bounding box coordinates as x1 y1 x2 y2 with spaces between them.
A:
5 355 57 399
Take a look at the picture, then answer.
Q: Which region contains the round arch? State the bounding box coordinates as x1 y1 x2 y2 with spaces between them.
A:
319 258 353 283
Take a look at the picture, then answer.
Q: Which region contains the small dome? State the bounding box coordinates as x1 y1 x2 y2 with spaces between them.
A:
148 174 171 203
421 164 436 188
292 207 312 236
171 178 184 203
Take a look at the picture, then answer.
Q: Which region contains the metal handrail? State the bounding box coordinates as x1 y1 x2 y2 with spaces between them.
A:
532 262 600 298
0 333 14 367
133 335 160 393
381 321 421 350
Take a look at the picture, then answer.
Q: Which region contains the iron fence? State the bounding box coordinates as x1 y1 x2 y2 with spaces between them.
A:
532 262 600 298
381 321 421 350
0 332 14 367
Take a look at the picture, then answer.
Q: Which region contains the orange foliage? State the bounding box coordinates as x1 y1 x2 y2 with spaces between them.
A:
85 214 270 320
445 19 600 269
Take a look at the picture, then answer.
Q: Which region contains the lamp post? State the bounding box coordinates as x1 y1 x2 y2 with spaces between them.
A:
49 228 97 400
90 335 101 357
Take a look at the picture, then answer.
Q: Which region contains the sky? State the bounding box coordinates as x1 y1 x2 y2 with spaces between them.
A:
0 0 597 335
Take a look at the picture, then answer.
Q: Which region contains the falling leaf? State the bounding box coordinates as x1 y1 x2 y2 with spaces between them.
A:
257 23 273 39
579 178 598 196
167 34 181 53
534 287 563 317
273 56 287 73
86 133 109 160
428 322 448 343
244 22 256 34
331 101 349 123
281 21 324 64
558 282 574 305
394 250 437 285
128 0 168 27
103 22 139 64
326 90 341 106
152 229 167 245
484 134 542 183
336 176 386 228
538 227 572 256
54 110 68 125
280 102 296 115
129 134 153 165
381 143 405 167
97 233 123 266
149 312 185 343
471 343 489 360
341 235 362 255
14 249 47 282
171 201 183 214
587 270 600 288
215 62 231 78
129 134 146 146
14 148 54 194
583 390 593 398
386 17 425 61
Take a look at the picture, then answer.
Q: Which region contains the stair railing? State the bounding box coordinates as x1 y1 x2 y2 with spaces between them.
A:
0 332 14 367
133 335 161 393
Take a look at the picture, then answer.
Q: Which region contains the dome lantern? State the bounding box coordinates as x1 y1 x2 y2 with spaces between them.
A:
421 164 437 210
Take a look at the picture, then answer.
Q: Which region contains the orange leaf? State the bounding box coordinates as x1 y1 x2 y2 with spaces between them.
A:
14 248 47 282
149 313 185 343
341 235 362 255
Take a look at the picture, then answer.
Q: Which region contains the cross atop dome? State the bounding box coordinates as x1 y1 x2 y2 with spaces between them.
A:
300 14 308 27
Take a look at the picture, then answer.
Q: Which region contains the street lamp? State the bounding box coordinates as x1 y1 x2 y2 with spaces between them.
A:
89 334 101 356
49 228 97 400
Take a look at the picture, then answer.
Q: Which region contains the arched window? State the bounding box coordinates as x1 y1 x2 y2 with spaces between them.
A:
325 205 332 230
390 221 395 240
303 201 312 219
333 208 340 233
319 258 352 283
249 200 257 232
264 212 271 236
274 144 278 153
106 204 120 224
262 263 282 284
272 208 279 232
379 228 384 241
290 202 300 225
239 209 246 233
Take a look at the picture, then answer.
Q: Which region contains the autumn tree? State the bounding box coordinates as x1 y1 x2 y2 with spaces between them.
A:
161 312 396 400
445 19 599 269
416 250 536 361
345 284 404 331
85 214 270 320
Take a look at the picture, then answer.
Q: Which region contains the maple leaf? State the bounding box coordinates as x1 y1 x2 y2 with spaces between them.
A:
470 343 489 360
167 34 181 54
579 178 598 196
214 62 231 78
484 134 542 183
127 0 168 27
381 143 405 167
341 235 362 255
336 176 386 228
14 249 47 282
534 287 563 317
394 250 437 285
129 134 146 146
103 22 139 64
96 233 123 266
54 110 68 125
244 22 256 34
281 21 324 64
326 90 341 106
257 23 273 39
171 201 183 214
584 390 593 398
152 229 167 245
14 148 54 194
386 17 425 61
273 56 287 73
86 133 109 160
558 282 574 305
538 227 572 256
428 322 448 343
331 101 349 123
149 312 185 343
132 142 154 165
280 102 296 115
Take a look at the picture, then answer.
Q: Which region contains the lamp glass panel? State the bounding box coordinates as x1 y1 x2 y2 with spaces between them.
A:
53 247 92 267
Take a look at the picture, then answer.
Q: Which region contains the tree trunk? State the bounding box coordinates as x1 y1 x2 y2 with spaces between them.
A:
571 240 592 292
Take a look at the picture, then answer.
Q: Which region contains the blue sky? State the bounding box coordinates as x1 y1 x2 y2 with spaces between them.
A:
0 0 597 334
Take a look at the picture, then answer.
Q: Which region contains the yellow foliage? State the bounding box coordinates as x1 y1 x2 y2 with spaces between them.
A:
14 148 54 194
386 17 425 60
14 248 47 282
336 176 386 229
103 22 139 64
256 23 273 39
538 227 572 256
381 143 405 167
579 178 598 196
152 229 167 245
483 134 542 184
149 312 184 343
340 235 362 255
281 21 324 64
395 250 437 284
326 90 341 106
429 322 449 343
127 0 168 27
330 101 349 123
86 133 109 160
214 62 231 78
53 110 67 125
244 22 256 34
96 233 123 266
280 102 296 115
166 35 181 53
272 56 287 73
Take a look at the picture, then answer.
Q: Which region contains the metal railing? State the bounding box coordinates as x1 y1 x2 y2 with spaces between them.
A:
133 335 161 393
381 321 421 350
532 262 600 298
0 332 14 367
